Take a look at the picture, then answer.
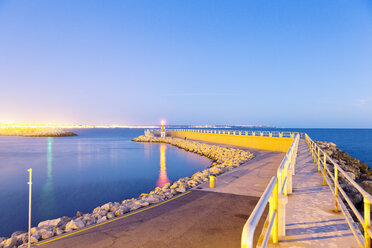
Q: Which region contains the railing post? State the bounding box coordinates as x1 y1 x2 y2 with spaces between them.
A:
364 197 371 248
334 165 338 212
313 143 316 163
278 192 288 238
287 167 293 195
276 169 287 238
317 146 320 172
272 182 279 244
323 154 327 186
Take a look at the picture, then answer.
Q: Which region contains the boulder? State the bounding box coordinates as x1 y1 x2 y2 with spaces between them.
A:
175 186 186 193
93 207 101 214
65 219 85 230
16 233 27 244
140 201 150 207
38 217 64 228
2 236 16 248
359 180 372 195
40 229 54 240
342 184 363 205
129 202 142 211
55 228 64 235
30 234 40 244
114 209 123 217
106 212 115 219
147 196 160 204
101 202 113 212
97 216 107 224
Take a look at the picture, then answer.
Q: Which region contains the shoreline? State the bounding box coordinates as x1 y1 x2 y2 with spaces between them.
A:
0 128 77 137
0 136 254 248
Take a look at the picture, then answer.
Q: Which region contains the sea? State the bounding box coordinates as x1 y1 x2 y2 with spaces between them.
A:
0 127 371 237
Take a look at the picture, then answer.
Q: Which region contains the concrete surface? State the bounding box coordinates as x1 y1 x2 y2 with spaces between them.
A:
37 147 284 248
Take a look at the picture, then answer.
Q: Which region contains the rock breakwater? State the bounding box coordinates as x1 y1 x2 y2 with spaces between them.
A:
316 141 372 208
0 136 254 248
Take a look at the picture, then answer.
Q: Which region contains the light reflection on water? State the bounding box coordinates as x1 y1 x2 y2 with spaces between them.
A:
156 144 170 187
41 137 54 216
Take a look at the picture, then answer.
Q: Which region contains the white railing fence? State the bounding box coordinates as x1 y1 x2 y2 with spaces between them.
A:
241 134 300 248
306 134 371 248
148 128 303 138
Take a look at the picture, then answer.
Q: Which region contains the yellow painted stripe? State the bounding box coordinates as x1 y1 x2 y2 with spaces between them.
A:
36 191 191 246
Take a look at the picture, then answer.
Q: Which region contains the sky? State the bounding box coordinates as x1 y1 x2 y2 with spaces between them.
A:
0 0 371 128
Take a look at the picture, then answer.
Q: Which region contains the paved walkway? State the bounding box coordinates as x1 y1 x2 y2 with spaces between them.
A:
269 139 360 248
36 139 361 248
37 147 285 248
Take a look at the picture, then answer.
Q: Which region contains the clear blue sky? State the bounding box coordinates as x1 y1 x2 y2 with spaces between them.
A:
0 0 371 127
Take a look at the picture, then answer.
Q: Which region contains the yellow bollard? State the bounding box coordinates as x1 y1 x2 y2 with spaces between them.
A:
209 175 215 188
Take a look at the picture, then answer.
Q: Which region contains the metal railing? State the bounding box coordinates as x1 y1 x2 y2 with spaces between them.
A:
241 133 300 248
305 134 371 248
164 128 303 138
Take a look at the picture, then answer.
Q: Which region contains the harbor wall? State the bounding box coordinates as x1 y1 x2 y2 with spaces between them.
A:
166 131 293 152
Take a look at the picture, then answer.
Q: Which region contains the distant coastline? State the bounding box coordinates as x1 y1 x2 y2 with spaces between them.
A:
0 128 77 137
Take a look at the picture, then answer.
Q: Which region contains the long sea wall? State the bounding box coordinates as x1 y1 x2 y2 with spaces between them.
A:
166 130 293 152
0 136 254 248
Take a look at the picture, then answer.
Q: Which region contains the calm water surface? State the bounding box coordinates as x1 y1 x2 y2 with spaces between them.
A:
0 129 211 236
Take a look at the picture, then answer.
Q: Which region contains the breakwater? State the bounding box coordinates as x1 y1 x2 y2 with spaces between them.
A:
0 128 77 137
0 136 254 248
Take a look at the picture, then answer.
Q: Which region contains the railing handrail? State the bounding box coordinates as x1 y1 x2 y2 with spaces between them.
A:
305 134 371 248
305 134 372 201
150 128 304 138
241 176 278 248
241 133 300 248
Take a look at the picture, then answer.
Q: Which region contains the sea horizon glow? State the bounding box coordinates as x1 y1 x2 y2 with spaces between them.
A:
0 0 371 128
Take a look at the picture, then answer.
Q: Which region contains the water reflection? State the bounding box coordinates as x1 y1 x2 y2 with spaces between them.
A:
156 144 170 187
41 137 54 215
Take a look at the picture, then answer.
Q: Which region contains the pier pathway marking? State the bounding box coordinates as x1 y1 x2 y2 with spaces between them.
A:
268 139 360 248
37 148 285 248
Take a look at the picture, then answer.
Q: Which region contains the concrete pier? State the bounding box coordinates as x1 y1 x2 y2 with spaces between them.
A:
268 139 360 248
36 136 362 248
37 149 285 248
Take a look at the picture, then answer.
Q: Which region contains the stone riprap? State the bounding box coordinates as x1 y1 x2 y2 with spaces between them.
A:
316 141 372 209
0 136 254 248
